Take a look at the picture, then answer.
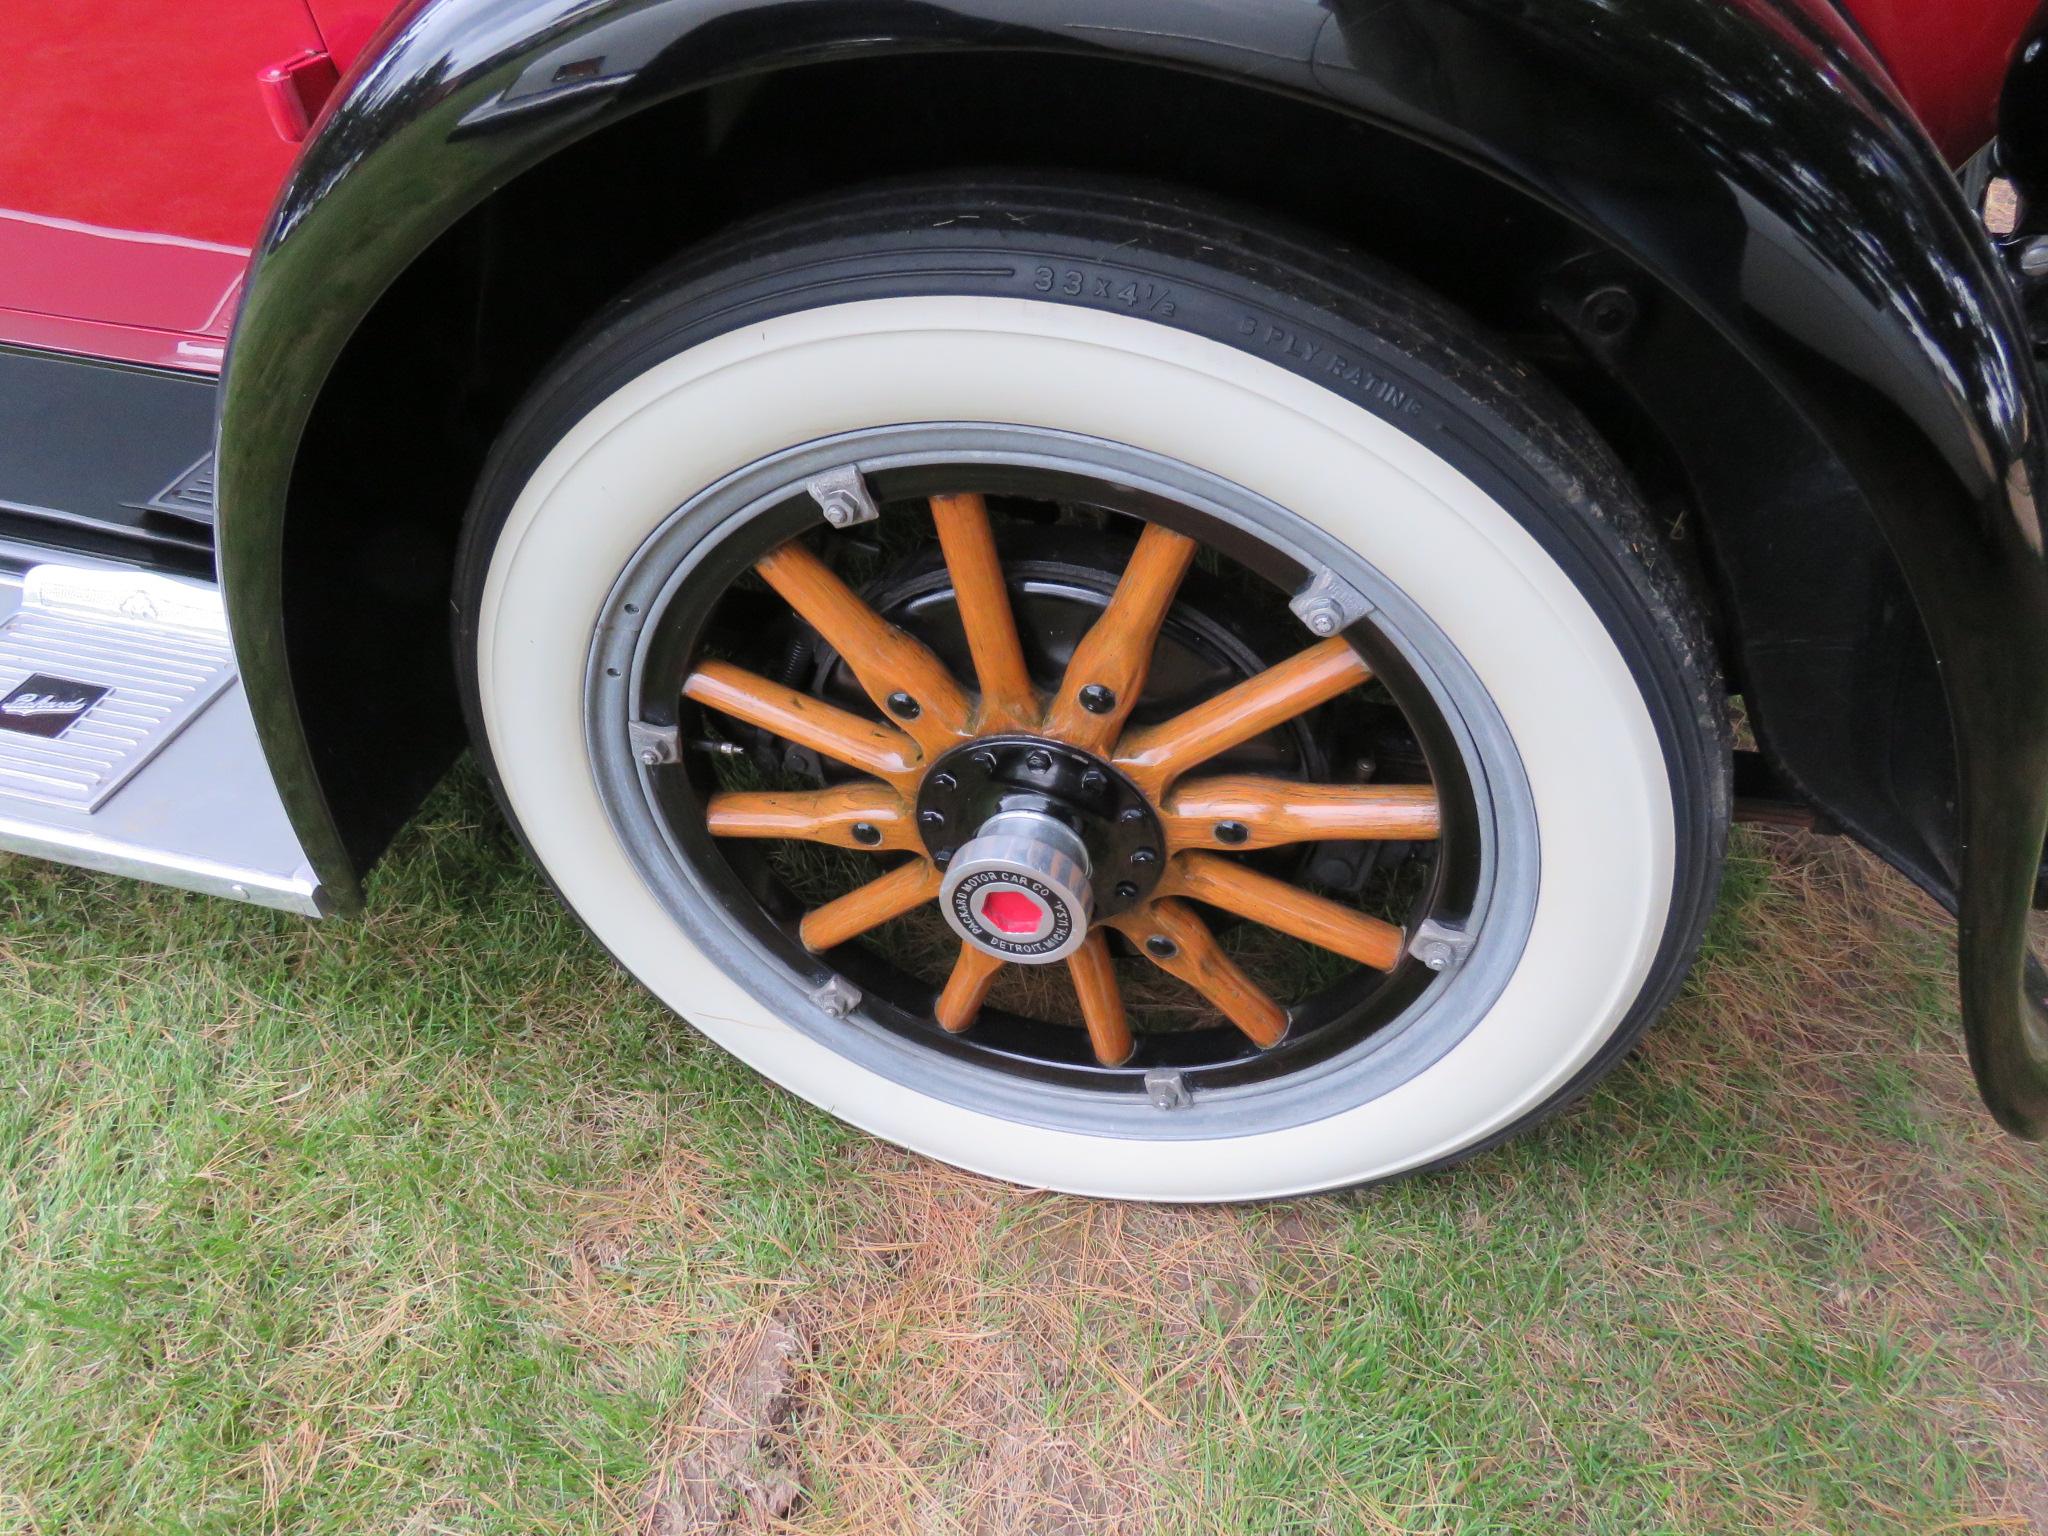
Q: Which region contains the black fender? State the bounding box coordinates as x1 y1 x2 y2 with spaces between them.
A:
217 0 2048 1135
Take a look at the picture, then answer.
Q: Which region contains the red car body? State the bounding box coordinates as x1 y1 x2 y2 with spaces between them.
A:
0 0 2036 375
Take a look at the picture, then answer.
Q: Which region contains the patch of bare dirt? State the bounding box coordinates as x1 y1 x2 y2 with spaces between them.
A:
553 1146 1265 1533
642 1317 806 1535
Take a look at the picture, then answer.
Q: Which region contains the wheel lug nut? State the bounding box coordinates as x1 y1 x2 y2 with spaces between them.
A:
971 750 997 772
852 822 881 846
1129 847 1157 866
919 809 946 829
887 691 921 719
1145 935 1179 959
1080 768 1107 793
1215 821 1249 845
1078 683 1117 714
931 771 957 791
1115 881 1139 901
1118 807 1145 824
1026 750 1052 772
934 848 954 865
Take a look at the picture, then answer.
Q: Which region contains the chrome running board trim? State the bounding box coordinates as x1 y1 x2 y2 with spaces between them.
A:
0 567 236 811
0 563 325 915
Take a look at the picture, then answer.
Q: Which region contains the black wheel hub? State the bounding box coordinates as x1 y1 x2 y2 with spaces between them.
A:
915 734 1165 921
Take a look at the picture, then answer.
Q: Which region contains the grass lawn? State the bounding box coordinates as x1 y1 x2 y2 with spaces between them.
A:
1 765 2044 1534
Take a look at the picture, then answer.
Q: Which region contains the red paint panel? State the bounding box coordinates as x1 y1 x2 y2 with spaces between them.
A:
0 215 246 335
1842 0 2039 161
0 307 227 375
0 0 325 247
0 0 327 367
305 0 409 75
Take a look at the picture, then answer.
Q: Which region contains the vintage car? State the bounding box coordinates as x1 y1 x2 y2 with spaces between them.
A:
2 0 2045 1199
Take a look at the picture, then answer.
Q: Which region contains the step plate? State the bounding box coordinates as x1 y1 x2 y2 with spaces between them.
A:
0 568 234 811
0 564 324 915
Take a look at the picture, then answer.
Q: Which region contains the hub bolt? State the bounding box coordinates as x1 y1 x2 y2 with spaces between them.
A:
1145 935 1179 959
852 822 882 846
1215 821 1249 845
1129 846 1158 866
919 809 946 829
1119 807 1145 824
931 772 957 791
971 749 997 772
887 691 921 719
1078 683 1117 714
1081 768 1108 793
1115 881 1140 901
1026 750 1053 772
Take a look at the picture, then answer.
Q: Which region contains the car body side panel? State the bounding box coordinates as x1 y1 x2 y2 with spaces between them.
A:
0 0 333 368
1838 0 2041 160
216 0 2048 1133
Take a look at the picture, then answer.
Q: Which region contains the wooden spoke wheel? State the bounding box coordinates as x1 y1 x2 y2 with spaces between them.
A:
457 181 1728 1198
619 445 1498 1115
690 490 1438 1068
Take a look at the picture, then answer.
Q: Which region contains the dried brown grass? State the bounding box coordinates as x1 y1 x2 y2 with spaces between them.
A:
542 830 2048 1534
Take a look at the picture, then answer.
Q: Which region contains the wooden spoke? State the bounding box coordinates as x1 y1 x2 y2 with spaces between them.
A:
1041 523 1198 753
1112 898 1287 1049
1165 852 1406 972
1163 776 1440 852
705 784 920 851
754 541 972 753
931 493 1037 732
799 859 942 952
684 660 922 790
935 944 1005 1033
1065 930 1134 1066
1115 637 1371 797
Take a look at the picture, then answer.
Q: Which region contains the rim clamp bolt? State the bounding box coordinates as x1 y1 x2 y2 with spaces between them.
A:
1301 600 1343 636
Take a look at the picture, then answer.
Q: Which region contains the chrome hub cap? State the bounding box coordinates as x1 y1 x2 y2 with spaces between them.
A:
941 810 1093 963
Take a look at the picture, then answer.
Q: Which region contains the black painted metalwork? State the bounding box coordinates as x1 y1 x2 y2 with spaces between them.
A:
0 347 215 575
914 735 1163 919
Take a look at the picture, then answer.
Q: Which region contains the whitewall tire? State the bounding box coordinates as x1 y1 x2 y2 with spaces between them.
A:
453 182 1728 1199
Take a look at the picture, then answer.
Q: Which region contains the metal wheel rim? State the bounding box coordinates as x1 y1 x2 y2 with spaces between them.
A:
585 423 1539 1139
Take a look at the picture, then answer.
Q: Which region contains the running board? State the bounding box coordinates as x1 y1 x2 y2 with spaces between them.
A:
0 564 326 915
